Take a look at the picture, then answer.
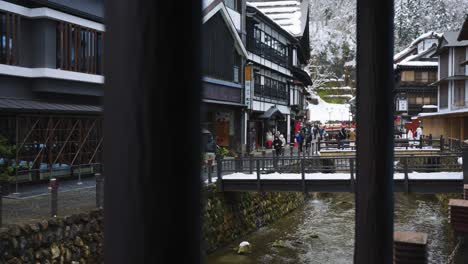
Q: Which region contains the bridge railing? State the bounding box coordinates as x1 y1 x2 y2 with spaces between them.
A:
213 153 462 183
314 136 458 152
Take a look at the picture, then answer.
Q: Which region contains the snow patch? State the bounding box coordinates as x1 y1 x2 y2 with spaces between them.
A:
308 94 350 123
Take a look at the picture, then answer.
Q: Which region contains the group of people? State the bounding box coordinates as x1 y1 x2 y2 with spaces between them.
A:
265 130 287 156
405 126 423 140
294 124 324 154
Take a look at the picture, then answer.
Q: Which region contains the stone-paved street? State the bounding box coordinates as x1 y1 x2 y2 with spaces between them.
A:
2 185 98 226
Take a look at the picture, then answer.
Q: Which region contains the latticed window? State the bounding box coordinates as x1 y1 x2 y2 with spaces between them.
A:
0 11 21 65
56 22 103 74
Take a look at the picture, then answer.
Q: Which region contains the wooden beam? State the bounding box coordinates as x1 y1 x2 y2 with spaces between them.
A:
355 0 394 263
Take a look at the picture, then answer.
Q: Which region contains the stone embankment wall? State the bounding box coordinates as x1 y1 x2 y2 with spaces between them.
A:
203 185 305 253
0 209 103 264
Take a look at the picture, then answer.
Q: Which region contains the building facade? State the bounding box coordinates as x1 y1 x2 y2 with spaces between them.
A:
201 0 248 151
419 20 468 140
245 0 311 148
393 32 439 134
0 0 104 182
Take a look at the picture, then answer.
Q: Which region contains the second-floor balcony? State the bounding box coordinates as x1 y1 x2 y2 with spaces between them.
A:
254 84 287 103
249 39 288 67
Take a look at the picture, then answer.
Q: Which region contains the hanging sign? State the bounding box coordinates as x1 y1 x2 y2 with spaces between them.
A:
245 65 253 109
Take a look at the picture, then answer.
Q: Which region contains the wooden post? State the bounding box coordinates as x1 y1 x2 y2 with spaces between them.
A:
49 178 58 217
262 150 266 171
96 173 104 209
350 159 355 193
273 154 278 172
355 0 394 262
393 231 428 264
104 0 202 262
0 185 2 227
440 135 444 152
448 199 468 263
463 147 468 185
301 158 306 194
404 157 409 194
256 159 261 192
207 160 213 184
217 156 223 192
235 156 241 172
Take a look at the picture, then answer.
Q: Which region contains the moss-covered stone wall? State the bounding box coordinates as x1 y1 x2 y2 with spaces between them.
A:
202 185 305 253
0 209 103 264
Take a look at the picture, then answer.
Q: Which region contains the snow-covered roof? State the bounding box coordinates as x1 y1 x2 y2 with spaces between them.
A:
422 105 437 109
409 31 442 47
394 31 441 62
397 61 438 67
247 0 309 37
419 108 468 118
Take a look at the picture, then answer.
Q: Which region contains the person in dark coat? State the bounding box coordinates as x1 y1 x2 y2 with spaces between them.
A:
273 136 283 156
338 127 347 149
295 131 303 153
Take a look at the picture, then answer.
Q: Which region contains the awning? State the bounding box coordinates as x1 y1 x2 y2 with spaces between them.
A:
291 67 313 86
258 106 285 120
0 97 102 114
296 109 308 117
430 75 468 86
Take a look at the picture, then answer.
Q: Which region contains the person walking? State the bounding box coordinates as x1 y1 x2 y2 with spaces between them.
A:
338 126 347 149
407 128 414 147
319 126 325 140
295 130 304 153
279 133 286 155
273 136 283 156
415 126 422 140
266 130 273 149
305 131 312 155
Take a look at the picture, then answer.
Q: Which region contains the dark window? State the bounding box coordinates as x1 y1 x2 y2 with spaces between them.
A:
453 80 465 108
0 11 20 65
253 71 287 102
248 25 288 66
56 22 103 74
202 13 241 83
439 83 448 109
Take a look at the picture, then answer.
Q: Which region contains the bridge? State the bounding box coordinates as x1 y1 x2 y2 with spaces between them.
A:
210 152 466 194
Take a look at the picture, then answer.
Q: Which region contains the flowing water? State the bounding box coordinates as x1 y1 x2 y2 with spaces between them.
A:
207 193 464 264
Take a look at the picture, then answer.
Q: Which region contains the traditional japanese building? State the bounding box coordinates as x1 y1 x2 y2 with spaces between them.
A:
418 18 468 140
245 0 311 147
393 32 440 134
0 0 103 182
201 0 248 151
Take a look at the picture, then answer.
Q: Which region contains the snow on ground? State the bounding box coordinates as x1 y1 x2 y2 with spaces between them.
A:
308 94 350 123
205 171 462 184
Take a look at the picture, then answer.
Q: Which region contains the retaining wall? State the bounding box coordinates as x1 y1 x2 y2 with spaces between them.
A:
203 184 305 253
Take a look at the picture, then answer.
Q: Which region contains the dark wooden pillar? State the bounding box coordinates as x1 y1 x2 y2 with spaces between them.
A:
355 0 394 263
104 0 201 263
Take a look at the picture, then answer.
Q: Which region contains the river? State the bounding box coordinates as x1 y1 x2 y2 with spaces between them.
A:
207 193 464 264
